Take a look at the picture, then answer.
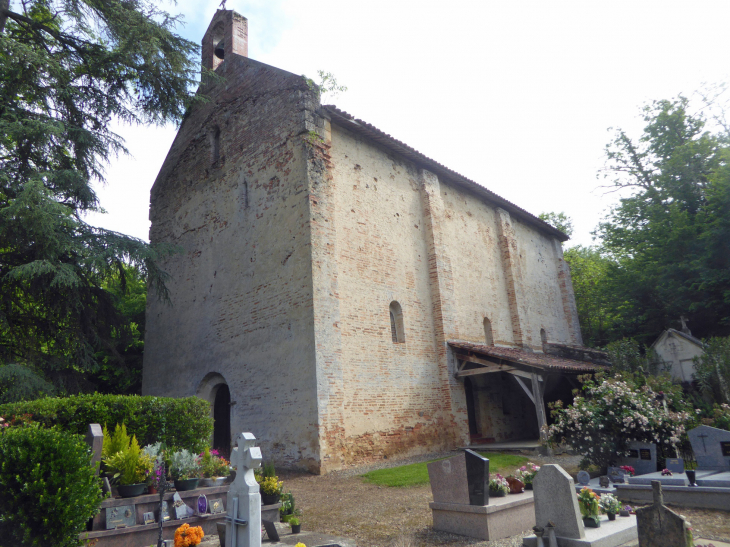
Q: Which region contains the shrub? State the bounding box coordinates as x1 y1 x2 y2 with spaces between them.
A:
694 337 730 404
548 374 694 470
0 426 103 547
102 424 154 485
0 394 213 453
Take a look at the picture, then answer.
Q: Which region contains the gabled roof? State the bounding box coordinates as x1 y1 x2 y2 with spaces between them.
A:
651 328 705 350
322 105 569 242
448 341 607 373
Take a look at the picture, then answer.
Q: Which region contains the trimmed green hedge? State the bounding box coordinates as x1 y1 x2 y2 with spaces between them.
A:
0 394 213 453
0 426 103 547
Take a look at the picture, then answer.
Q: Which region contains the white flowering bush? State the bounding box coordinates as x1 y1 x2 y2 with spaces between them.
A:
547 375 694 470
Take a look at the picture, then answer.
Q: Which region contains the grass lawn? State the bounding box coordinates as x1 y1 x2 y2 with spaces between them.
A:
360 452 530 488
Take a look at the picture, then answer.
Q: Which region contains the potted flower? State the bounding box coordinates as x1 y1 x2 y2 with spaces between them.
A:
289 517 301 534
259 475 284 505
199 448 232 487
599 493 621 521
619 465 635 477
174 523 204 547
102 424 154 497
169 449 202 491
661 468 673 476
577 487 601 528
488 474 509 497
517 462 540 490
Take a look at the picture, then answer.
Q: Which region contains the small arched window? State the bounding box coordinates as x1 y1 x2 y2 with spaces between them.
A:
540 328 548 351
210 126 221 165
389 301 405 344
483 317 494 346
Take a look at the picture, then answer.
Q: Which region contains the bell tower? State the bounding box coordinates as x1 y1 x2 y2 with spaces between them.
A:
202 10 248 71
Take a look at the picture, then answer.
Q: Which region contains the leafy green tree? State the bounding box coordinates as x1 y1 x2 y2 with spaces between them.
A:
595 96 730 343
693 336 730 404
539 211 573 239
0 0 197 395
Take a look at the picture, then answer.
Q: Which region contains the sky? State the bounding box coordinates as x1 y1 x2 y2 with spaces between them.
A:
86 0 730 247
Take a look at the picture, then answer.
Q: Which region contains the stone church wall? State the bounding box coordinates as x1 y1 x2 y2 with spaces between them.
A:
142 55 323 471
321 123 462 469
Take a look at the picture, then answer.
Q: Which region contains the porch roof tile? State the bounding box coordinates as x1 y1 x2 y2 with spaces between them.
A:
448 341 608 373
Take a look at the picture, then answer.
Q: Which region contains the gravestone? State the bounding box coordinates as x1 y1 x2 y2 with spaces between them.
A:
617 442 657 475
635 481 690 547
106 504 136 529
665 458 685 474
576 471 590 486
607 467 625 484
209 498 225 514
225 432 262 547
688 425 730 471
197 494 208 515
427 450 489 506
532 464 585 540
85 423 103 475
160 500 171 521
173 492 194 519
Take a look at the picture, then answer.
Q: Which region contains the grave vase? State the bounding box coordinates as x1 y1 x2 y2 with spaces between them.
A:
525 482 533 490
261 492 280 505
686 470 696 486
607 512 617 521
583 515 601 528
117 483 146 498
173 478 200 491
291 523 301 534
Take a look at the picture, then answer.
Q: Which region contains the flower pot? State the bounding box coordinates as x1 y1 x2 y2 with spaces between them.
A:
607 513 616 521
148 485 158 495
489 490 507 498
199 477 228 487
261 492 280 505
174 478 200 491
291 524 301 534
686 470 696 486
118 483 147 498
583 516 601 528
525 483 533 490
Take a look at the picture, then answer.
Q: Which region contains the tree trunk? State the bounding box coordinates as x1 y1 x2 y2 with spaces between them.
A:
0 0 11 34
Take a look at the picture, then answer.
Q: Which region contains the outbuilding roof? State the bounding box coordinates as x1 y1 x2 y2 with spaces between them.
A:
448 341 607 374
323 105 569 242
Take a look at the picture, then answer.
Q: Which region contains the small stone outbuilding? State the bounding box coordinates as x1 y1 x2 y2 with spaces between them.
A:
142 9 603 472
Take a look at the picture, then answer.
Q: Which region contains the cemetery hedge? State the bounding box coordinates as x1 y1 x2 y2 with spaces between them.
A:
0 426 103 547
0 394 213 453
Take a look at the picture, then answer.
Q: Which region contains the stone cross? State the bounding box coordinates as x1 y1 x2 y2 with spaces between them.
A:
532 464 585 540
225 432 262 547
85 423 103 476
636 481 690 547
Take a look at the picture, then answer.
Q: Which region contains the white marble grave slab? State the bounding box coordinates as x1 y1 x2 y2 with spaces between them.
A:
523 514 637 547
695 471 730 488
628 472 687 486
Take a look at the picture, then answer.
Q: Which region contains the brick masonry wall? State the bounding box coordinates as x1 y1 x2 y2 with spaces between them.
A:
142 54 324 471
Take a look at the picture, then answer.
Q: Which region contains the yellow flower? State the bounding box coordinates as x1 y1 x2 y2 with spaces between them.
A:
294 543 307 547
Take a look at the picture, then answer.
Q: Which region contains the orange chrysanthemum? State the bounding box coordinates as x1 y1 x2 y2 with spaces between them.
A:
174 523 205 547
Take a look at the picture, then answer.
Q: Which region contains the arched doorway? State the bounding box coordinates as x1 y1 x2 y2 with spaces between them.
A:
196 372 231 458
213 384 231 457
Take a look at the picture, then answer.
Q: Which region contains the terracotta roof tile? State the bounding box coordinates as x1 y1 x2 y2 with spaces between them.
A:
448 341 607 373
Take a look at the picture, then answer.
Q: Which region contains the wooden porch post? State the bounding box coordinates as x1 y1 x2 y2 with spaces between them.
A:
530 372 548 442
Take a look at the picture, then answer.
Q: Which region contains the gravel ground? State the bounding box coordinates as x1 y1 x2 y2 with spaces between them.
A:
274 451 729 547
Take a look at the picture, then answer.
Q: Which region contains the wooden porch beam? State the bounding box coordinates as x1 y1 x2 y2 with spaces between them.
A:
512 375 535 404
455 365 518 378
531 372 549 442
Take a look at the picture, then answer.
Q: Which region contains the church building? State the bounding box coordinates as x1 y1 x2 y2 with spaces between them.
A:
142 10 604 473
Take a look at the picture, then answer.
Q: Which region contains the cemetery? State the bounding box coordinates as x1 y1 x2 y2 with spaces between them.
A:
1 382 730 547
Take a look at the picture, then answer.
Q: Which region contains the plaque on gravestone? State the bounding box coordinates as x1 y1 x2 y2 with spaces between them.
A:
173 492 194 519
143 512 155 525
607 467 625 483
209 498 225 514
106 505 136 529
160 500 171 521
722 442 730 457
576 471 590 486
640 449 652 460
666 458 684 473
197 494 208 515
464 449 489 506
